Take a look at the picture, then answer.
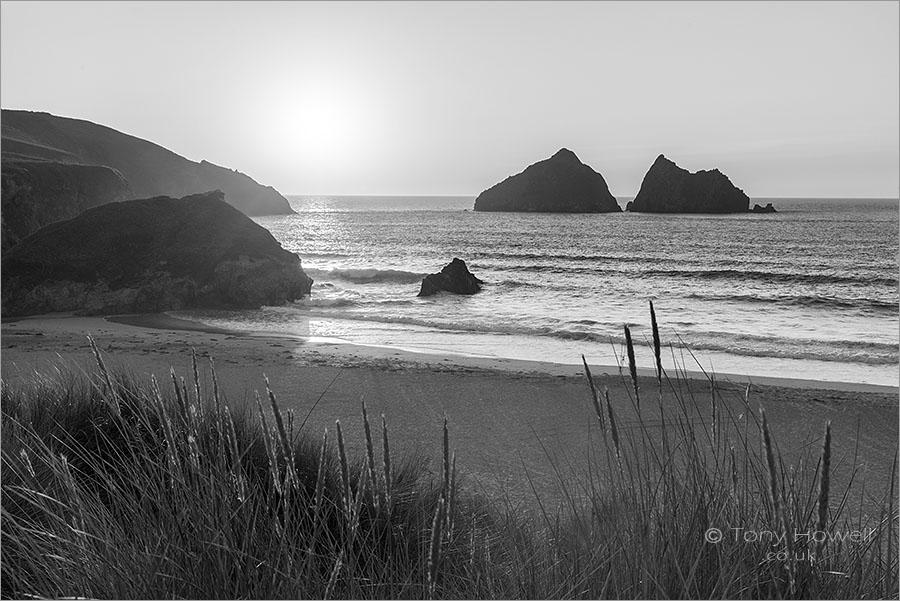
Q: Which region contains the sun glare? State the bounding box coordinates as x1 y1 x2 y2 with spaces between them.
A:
270 80 366 164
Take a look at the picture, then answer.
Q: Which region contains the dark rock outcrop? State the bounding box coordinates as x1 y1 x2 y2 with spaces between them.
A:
418 258 483 297
474 148 621 213
629 155 749 213
1 160 131 251
1 191 313 317
1 110 294 247
751 202 777 213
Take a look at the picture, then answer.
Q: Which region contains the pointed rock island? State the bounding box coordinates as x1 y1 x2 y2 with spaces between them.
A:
474 148 621 213
1 190 313 317
628 154 750 214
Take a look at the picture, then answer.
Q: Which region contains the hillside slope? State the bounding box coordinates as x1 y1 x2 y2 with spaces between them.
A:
2 190 312 316
1 110 294 245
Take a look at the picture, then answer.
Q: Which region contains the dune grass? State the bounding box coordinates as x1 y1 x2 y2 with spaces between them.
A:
1 308 897 599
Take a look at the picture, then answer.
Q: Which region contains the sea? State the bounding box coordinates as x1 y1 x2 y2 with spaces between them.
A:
173 196 899 388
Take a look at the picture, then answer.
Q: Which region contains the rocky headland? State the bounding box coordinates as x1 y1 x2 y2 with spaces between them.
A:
418 258 483 297
1 109 294 246
628 154 750 213
1 160 131 251
473 148 621 213
1 190 313 317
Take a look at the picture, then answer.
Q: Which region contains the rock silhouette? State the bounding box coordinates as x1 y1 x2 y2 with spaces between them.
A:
474 148 620 213
418 258 483 297
1 109 294 246
1 190 313 316
628 154 749 213
1 161 131 251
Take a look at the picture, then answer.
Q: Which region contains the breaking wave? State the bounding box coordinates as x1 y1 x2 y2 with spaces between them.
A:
306 267 427 285
686 293 898 314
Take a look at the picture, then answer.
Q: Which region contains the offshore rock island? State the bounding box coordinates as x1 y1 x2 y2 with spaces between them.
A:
474 148 621 213
752 202 778 213
1 109 294 248
1 190 312 317
418 258 483 297
628 154 750 214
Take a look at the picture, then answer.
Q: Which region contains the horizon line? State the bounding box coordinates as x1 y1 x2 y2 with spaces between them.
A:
283 193 900 201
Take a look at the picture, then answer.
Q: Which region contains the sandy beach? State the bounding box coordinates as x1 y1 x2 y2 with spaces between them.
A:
2 313 897 513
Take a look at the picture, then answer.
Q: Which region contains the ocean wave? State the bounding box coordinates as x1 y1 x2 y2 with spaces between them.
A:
305 267 427 285
675 333 899 366
495 279 535 289
300 252 353 260
482 250 684 265
479 250 857 274
494 263 896 288
543 328 898 366
288 311 898 366
295 297 357 308
283 295 417 310
686 293 899 313
260 296 359 311
188 302 897 367
641 268 897 287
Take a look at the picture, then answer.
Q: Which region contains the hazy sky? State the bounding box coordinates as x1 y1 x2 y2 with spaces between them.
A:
2 1 898 197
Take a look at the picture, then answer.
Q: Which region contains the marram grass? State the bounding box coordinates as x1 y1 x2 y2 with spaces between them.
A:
1 307 897 599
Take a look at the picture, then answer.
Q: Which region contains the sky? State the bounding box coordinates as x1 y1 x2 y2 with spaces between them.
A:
1 1 898 198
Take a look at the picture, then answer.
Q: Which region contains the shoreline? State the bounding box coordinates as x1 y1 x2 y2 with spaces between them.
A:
108 312 897 395
3 312 897 511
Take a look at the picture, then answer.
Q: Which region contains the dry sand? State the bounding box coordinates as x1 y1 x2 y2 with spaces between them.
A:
2 313 897 514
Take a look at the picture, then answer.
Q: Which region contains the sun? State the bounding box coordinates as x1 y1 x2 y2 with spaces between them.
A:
295 93 359 157
269 78 367 164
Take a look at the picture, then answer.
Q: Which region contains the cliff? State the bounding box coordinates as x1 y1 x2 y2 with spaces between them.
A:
1 159 131 251
474 148 621 213
1 191 313 317
628 155 749 213
1 109 294 237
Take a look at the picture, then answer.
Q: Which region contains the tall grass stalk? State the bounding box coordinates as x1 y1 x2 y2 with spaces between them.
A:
623 324 640 411
649 299 663 385
581 355 606 430
885 451 897 599
361 401 381 512
336 419 352 519
427 496 446 599
190 348 202 418
381 414 392 514
87 334 118 416
817 421 832 538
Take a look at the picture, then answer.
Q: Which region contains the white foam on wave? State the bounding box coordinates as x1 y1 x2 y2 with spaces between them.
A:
306 267 426 285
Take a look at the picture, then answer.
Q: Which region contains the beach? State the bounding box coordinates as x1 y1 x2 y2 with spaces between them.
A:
3 313 896 513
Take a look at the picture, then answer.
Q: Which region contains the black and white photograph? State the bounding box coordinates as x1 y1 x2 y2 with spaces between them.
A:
1 1 898 598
